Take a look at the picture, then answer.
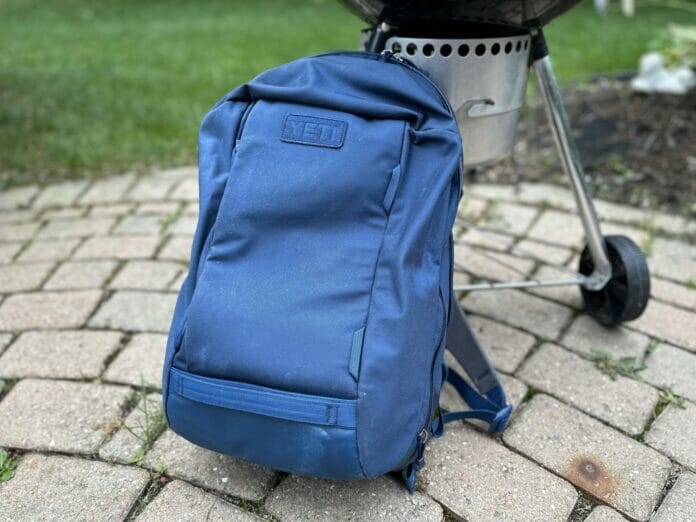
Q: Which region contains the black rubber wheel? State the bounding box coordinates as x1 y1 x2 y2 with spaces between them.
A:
579 235 651 327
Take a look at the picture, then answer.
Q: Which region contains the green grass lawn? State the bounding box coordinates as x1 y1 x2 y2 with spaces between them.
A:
1 0 693 186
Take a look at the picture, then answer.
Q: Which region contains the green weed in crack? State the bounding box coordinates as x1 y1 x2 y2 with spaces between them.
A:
123 383 167 465
0 449 17 482
590 349 645 381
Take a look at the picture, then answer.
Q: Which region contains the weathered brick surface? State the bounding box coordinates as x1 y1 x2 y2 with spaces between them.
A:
645 402 696 472
527 265 584 309
517 182 576 210
0 262 53 292
0 379 131 453
584 505 628 521
113 215 164 236
110 260 182 291
0 185 38 210
517 343 659 435
480 202 539 236
0 242 22 263
266 475 442 522
528 209 585 248
463 315 536 373
32 180 88 208
0 290 102 330
504 395 671 521
137 480 262 521
0 222 41 242
651 277 696 310
642 343 696 403
36 217 116 239
127 176 179 202
157 235 192 262
88 203 133 217
0 330 122 379
652 471 696 522
423 423 577 521
90 291 176 332
144 430 276 501
455 244 535 282
648 238 696 284
0 454 149 521
16 238 81 262
103 333 166 388
44 260 118 290
512 238 572 266
167 215 198 236
628 300 696 352
560 315 650 359
169 177 199 201
74 235 160 260
79 173 135 204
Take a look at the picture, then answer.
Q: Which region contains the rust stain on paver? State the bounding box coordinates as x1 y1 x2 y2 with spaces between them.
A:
565 456 617 501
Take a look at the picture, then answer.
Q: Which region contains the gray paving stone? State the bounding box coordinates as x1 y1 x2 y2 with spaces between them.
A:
0 379 131 453
0 262 53 292
0 209 36 225
652 471 696 522
458 228 515 252
110 261 182 290
154 165 197 181
88 202 133 217
466 183 517 202
90 291 176 332
648 238 696 284
135 201 180 215
144 430 275 502
40 206 85 220
454 243 535 282
651 277 696 310
457 197 488 222
169 177 199 202
79 173 136 204
16 238 81 262
462 315 535 374
266 474 442 522
512 238 573 266
36 216 116 239
74 235 160 260
0 222 41 242
642 343 696 403
0 454 149 521
127 175 179 202
0 242 23 263
0 290 102 330
137 480 262 521
113 215 164 236
480 201 539 236
0 330 122 379
100 393 162 464
32 180 88 208
504 395 671 521
158 235 192 262
183 201 199 216
103 333 166 388
628 300 696 352
422 423 576 521
528 209 585 248
560 315 650 359
167 215 197 236
44 260 118 290
517 343 659 435
0 185 38 210
462 289 574 340
646 402 696 472
527 265 584 309
0 333 11 355
517 182 576 210
169 270 188 291
601 223 650 251
584 505 628 521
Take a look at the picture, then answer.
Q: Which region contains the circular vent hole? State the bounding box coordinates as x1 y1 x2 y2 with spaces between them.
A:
516 41 522 52
475 44 486 56
406 43 417 56
458 44 470 57
423 43 435 57
440 44 452 57
391 42 402 53
505 42 512 54
491 43 501 55
524 40 529 50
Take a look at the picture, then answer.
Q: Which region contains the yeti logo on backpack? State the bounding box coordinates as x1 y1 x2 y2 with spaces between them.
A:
281 114 347 148
162 51 510 493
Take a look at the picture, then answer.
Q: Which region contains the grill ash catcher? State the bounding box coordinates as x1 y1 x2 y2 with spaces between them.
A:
342 0 651 328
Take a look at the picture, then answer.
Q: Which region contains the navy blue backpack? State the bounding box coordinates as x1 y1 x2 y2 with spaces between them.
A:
163 51 511 491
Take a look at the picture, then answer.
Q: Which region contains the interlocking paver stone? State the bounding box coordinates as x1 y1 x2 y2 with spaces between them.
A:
517 343 659 435
99 393 162 464
642 343 696 403
44 260 118 290
158 235 192 262
0 290 102 330
585 505 628 521
0 454 149 521
169 177 199 201
36 216 116 239
454 244 535 282
113 215 164 236
32 179 88 208
0 330 122 379
0 209 35 224
0 222 41 242
0 262 53 292
517 182 576 210
266 475 442 522
652 471 696 522
648 238 696 284
628 300 696 352
79 173 135 204
90 291 176 332
0 185 38 210
144 430 275 501
41 206 85 220
422 423 576 521
651 277 696 310
127 175 179 202
74 235 160 261
528 209 585 248
0 333 11 354
512 238 572 266
110 260 182 290
167 215 198 236
457 197 488 222
137 480 262 521
527 265 584 309
481 202 539 236
504 395 671 521
458 228 515 252
0 242 22 263
89 202 133 217
462 315 536 373
103 333 166 388
467 183 517 201
0 379 131 453
135 201 180 215
645 402 696 472
560 315 650 359
16 238 81 262
463 289 574 339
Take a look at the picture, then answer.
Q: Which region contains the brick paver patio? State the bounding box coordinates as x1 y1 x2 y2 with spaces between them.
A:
0 168 694 521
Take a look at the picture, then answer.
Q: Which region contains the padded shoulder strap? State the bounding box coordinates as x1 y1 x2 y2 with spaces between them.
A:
436 294 512 434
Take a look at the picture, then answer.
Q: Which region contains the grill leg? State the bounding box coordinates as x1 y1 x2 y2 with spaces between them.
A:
530 30 612 291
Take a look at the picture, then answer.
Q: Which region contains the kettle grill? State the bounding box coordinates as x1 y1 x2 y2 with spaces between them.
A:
342 0 651 330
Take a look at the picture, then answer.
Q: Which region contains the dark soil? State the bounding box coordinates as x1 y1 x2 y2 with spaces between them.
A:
470 79 696 218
